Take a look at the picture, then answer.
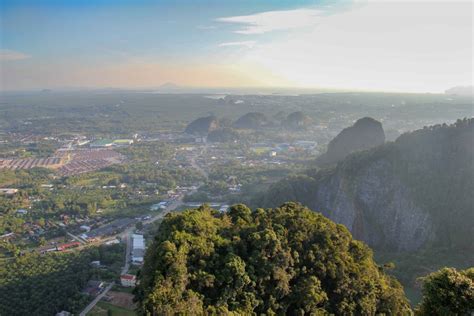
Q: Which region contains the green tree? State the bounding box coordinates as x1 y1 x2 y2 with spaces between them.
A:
136 221 144 230
416 267 474 315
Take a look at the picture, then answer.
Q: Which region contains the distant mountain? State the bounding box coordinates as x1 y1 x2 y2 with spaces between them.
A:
184 115 219 135
259 118 474 252
445 86 473 96
233 112 270 129
157 82 181 91
283 111 312 130
316 117 385 166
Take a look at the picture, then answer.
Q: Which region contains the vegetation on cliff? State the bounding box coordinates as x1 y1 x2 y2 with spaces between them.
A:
316 117 385 166
136 203 411 315
233 112 270 130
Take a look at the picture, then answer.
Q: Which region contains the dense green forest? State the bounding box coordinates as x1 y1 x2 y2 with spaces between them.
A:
0 243 125 316
136 203 411 315
0 251 92 315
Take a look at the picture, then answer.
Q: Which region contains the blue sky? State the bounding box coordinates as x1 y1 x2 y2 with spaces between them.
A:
1 0 472 92
1 0 334 62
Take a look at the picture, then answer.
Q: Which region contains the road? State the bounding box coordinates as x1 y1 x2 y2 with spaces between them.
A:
121 230 131 275
79 282 114 316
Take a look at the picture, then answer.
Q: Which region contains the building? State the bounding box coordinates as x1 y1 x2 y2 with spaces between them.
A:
150 201 167 211
113 139 134 146
80 225 91 232
0 188 18 195
56 311 72 316
16 209 28 215
120 274 137 287
132 234 145 264
90 139 114 148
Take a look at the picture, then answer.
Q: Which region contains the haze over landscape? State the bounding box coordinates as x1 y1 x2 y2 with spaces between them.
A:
0 1 473 316
1 0 473 92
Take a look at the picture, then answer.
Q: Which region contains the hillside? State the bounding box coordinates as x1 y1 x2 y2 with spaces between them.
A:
316 117 385 166
184 115 219 135
259 118 473 252
283 111 312 130
136 203 411 315
233 112 270 129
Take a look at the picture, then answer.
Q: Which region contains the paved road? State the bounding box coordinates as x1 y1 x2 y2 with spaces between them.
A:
121 231 132 275
79 282 114 316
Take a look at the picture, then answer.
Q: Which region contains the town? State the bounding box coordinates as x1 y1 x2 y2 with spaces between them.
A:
0 91 472 315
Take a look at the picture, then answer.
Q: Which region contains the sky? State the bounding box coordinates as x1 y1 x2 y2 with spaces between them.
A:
0 0 472 92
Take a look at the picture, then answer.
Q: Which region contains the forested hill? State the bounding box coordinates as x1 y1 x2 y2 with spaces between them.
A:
316 117 385 166
136 203 411 315
257 118 473 252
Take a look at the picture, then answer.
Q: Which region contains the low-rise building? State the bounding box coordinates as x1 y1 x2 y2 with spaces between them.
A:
132 234 145 264
0 188 18 195
120 274 137 287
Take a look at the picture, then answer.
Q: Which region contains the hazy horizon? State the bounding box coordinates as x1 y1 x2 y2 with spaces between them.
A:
1 0 473 93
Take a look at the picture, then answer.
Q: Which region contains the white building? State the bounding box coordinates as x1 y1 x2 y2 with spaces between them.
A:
120 274 137 287
132 234 145 264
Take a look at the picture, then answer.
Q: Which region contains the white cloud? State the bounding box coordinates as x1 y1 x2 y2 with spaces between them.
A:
236 1 473 92
216 9 325 34
0 49 31 61
197 25 217 30
219 41 256 48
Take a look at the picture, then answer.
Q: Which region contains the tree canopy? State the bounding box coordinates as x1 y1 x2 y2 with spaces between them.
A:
136 202 411 315
416 267 474 315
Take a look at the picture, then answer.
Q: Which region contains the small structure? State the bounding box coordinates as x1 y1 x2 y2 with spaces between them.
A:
16 209 28 215
56 311 72 316
57 241 81 251
0 188 18 195
120 274 137 287
105 238 120 245
113 139 134 146
83 280 104 296
80 225 91 232
150 201 167 211
90 139 114 148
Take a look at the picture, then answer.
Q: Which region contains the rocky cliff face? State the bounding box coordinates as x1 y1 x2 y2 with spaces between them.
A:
317 117 385 166
261 118 473 252
312 159 434 251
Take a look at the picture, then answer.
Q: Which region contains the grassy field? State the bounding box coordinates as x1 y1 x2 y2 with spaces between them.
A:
88 301 136 316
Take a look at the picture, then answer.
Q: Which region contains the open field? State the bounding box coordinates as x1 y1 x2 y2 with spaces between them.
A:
88 301 136 316
103 291 136 310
